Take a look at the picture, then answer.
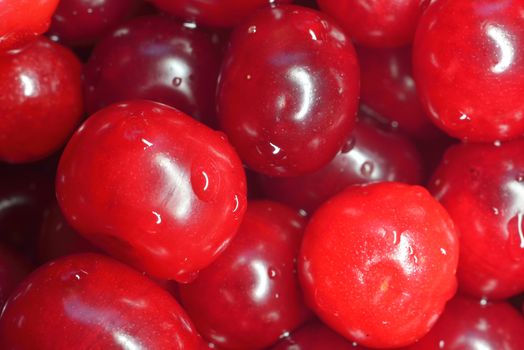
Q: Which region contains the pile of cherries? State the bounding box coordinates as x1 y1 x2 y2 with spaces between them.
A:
1 0 524 349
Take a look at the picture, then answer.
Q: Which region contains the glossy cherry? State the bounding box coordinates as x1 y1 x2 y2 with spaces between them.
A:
56 100 247 282
48 0 142 47
179 201 311 350
317 0 424 48
430 139 524 299
413 0 524 142
84 15 222 125
0 253 200 349
357 46 442 141
0 36 83 163
299 182 459 348
0 244 31 307
256 118 423 213
0 0 59 51
218 5 359 177
403 296 524 350
149 0 292 28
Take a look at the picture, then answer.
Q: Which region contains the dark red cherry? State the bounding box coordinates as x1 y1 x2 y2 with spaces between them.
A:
84 15 222 126
256 118 423 213
413 0 524 142
429 139 524 299
299 182 459 348
0 244 31 307
317 0 424 48
0 253 200 349
218 5 359 177
56 100 247 282
357 46 442 141
179 201 312 350
48 0 142 47
149 0 292 27
402 296 524 350
0 36 83 163
0 0 59 51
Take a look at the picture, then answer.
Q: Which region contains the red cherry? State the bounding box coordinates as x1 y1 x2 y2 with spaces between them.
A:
256 118 423 213
0 36 83 163
83 15 222 126
218 5 359 177
429 139 524 299
48 0 142 47
56 100 247 282
0 244 31 306
317 0 425 48
179 201 312 349
0 253 200 349
0 0 59 51
357 46 442 141
402 296 524 350
299 182 459 348
149 0 292 27
272 319 371 350
413 0 524 142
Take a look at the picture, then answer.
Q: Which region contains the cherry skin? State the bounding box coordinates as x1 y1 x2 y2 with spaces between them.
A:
84 15 222 126
0 36 83 163
256 118 423 213
299 182 459 348
56 100 247 282
413 0 524 142
218 5 359 177
0 0 59 51
179 201 312 350
357 46 442 141
149 0 292 28
316 0 425 48
429 139 524 299
0 253 200 349
48 0 142 47
0 244 31 307
402 296 524 350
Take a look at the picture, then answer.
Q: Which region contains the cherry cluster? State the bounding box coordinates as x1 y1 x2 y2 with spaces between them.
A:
0 0 524 349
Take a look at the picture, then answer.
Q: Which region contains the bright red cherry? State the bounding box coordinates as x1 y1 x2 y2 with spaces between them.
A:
179 201 312 350
0 36 83 163
317 0 424 48
56 100 247 282
149 0 292 27
299 182 459 348
413 0 524 142
84 15 222 126
0 244 31 307
429 139 524 299
0 0 59 51
218 5 359 177
357 46 442 141
0 253 200 349
402 296 524 350
48 0 142 47
256 118 423 213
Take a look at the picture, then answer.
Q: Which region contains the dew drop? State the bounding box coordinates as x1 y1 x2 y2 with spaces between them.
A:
492 207 500 215
360 161 374 177
173 77 182 86
516 174 524 182
493 140 501 147
439 340 445 349
268 267 278 279
248 25 257 34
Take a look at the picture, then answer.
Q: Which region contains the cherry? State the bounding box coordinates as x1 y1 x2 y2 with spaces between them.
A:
48 0 142 47
357 45 442 141
402 296 524 350
299 182 459 348
429 139 524 299
317 0 425 48
149 0 292 28
56 100 247 282
0 36 83 163
0 0 59 51
0 253 200 349
179 201 312 349
218 5 359 177
84 15 222 126
413 0 524 142
272 319 370 350
0 244 31 307
256 118 423 213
